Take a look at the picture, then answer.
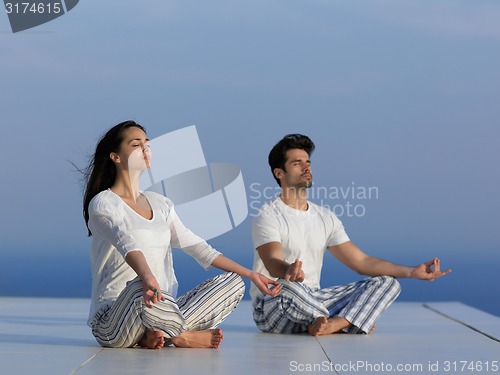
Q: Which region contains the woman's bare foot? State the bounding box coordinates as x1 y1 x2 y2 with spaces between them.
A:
138 330 165 349
170 329 224 349
307 316 350 336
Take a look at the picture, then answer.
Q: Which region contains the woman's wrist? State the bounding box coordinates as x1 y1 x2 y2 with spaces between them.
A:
141 272 156 284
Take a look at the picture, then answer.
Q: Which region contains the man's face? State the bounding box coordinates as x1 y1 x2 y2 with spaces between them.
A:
277 149 312 189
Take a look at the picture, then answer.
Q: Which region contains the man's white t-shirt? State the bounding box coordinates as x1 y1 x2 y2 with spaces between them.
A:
250 197 350 302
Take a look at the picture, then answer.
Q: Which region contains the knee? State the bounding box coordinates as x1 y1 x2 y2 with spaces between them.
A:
392 277 402 295
235 274 246 296
279 279 305 293
377 276 401 294
225 272 246 296
234 273 245 285
274 280 313 310
124 279 148 305
231 272 245 289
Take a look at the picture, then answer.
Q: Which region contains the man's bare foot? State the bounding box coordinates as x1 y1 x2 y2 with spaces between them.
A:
307 316 350 336
170 329 224 349
138 330 165 349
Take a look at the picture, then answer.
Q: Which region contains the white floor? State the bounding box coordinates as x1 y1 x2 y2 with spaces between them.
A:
0 298 498 375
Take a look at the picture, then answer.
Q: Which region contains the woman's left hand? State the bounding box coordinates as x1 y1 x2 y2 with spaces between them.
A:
249 271 282 297
209 254 282 297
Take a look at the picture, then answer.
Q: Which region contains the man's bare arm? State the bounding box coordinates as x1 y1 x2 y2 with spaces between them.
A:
256 242 305 281
329 241 451 280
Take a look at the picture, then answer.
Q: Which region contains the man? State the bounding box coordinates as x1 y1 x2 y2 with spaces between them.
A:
250 134 451 335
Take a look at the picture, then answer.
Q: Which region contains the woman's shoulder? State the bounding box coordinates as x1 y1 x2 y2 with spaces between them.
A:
89 189 124 216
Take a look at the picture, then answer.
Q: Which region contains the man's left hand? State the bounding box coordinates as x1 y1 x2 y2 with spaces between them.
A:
411 258 452 281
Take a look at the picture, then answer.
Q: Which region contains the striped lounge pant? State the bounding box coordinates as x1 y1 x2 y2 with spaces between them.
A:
253 276 400 334
91 272 245 348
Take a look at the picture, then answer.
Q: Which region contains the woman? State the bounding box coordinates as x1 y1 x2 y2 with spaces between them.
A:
83 120 281 349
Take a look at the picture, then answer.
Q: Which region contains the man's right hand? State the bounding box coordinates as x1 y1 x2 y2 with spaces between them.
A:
284 259 305 282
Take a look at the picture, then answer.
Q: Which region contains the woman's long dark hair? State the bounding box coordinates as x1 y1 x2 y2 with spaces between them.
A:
83 120 145 236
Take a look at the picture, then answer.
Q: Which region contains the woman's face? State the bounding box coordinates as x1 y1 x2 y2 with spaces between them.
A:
114 127 151 171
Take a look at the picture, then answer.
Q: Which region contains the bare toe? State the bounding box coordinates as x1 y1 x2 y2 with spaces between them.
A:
308 317 328 336
139 330 165 349
211 329 224 348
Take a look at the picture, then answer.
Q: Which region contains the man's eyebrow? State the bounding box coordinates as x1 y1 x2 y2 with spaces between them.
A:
289 158 310 163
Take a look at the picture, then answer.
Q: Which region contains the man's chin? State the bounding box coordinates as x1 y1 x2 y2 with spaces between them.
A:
295 182 312 189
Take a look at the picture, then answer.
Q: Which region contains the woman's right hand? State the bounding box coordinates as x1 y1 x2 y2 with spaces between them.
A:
141 274 165 308
124 251 165 308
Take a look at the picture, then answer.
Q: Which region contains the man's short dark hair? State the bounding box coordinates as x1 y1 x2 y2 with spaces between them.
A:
268 134 315 186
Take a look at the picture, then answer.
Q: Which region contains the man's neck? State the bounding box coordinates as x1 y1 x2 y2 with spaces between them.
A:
280 187 308 211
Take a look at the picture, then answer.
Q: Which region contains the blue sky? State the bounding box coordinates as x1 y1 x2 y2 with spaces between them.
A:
0 1 499 314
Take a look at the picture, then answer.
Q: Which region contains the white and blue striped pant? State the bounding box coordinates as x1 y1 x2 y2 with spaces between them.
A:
91 272 245 348
253 276 400 334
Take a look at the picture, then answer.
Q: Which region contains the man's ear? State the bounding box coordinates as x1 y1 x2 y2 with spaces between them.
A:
273 167 284 180
110 152 120 164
